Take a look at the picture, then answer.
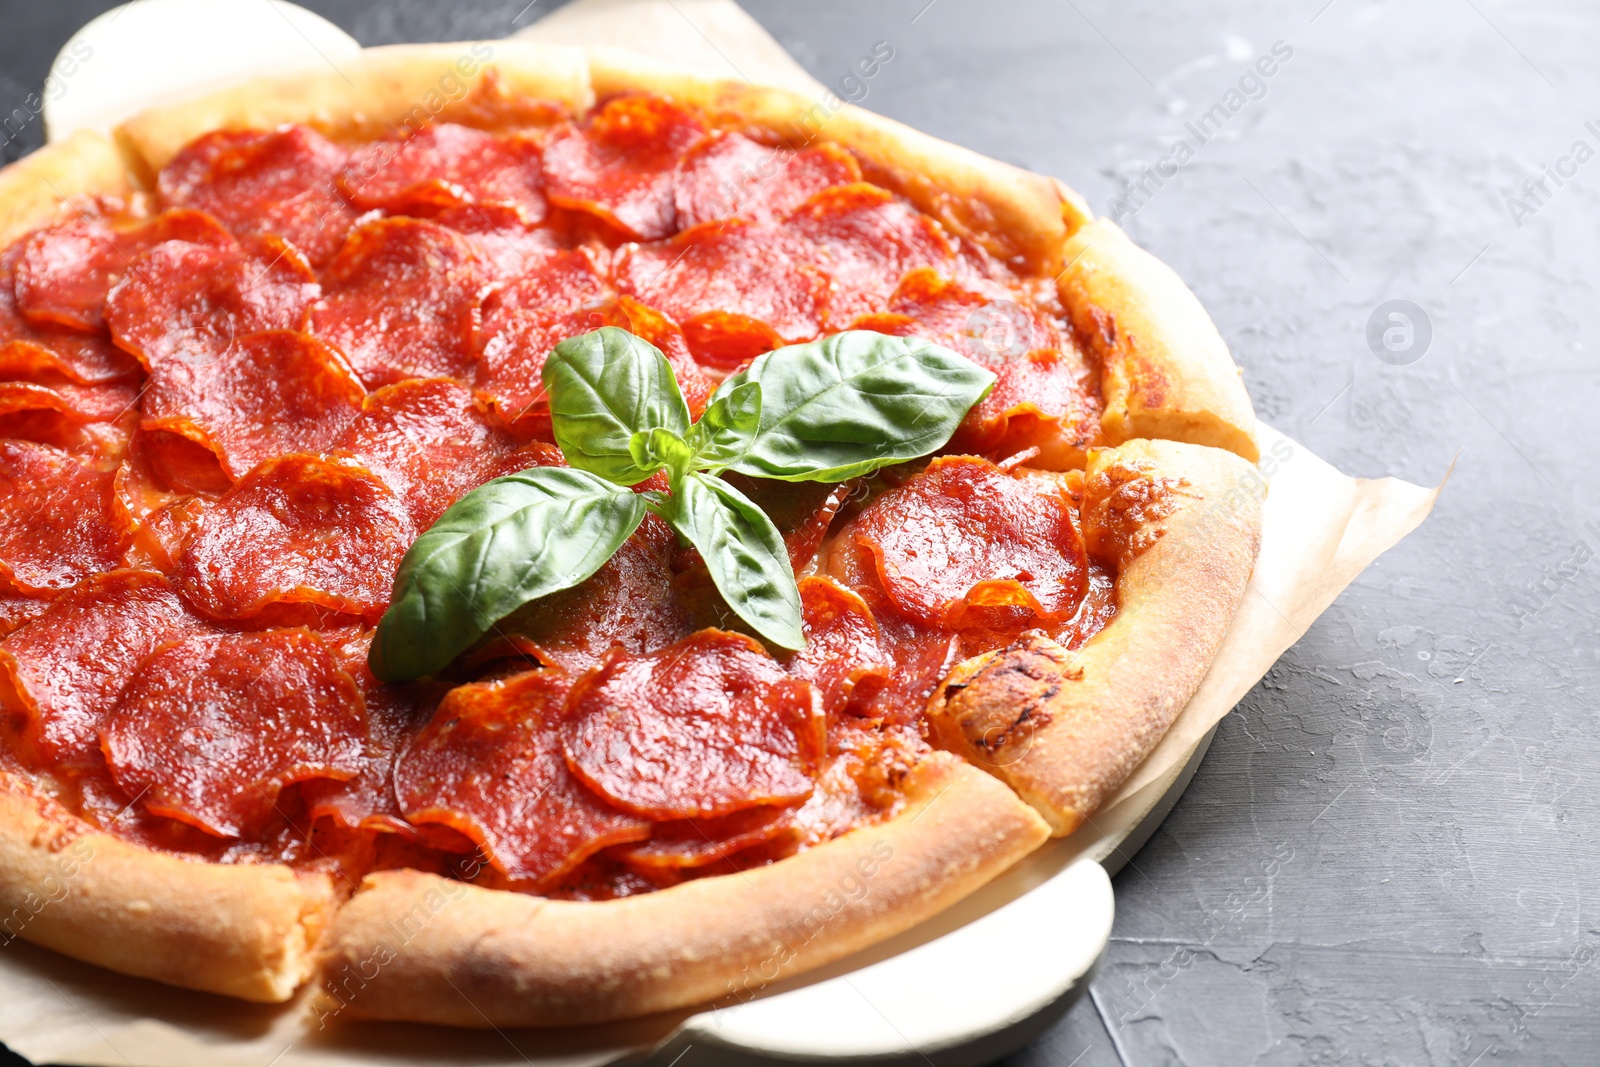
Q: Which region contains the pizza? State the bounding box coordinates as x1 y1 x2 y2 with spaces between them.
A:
0 42 1262 1028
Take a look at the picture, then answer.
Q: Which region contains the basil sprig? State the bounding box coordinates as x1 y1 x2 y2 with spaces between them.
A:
369 327 993 681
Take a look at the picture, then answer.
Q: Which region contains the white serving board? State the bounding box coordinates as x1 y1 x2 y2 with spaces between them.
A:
10 4 1222 1064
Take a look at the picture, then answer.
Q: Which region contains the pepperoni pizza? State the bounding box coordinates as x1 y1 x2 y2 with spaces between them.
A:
0 43 1262 1027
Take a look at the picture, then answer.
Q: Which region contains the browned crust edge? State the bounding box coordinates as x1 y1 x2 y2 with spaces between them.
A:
0 129 134 248
313 752 1047 1028
113 41 596 184
1059 220 1260 463
0 771 339 1002
926 439 1263 835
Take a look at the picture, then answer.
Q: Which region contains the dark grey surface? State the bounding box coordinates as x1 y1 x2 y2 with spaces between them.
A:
2 0 1597 1064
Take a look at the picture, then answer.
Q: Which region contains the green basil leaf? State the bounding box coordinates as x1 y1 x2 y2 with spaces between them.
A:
712 330 995 482
660 471 804 650
544 326 690 485
628 426 695 479
686 380 762 471
370 467 646 681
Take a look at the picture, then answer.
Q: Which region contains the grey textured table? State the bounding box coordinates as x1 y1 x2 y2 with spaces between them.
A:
3 1 1596 1064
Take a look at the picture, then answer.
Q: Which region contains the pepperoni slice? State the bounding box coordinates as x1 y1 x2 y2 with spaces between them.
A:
2 247 141 385
788 183 956 325
783 576 892 717
0 571 212 769
477 294 709 431
104 629 365 837
0 379 138 452
13 209 235 332
309 217 487 387
855 267 1064 365
396 670 647 885
106 237 319 369
951 348 1103 466
341 124 545 222
305 679 435 838
848 456 1088 628
429 202 573 281
0 595 53 638
141 330 365 489
113 438 211 572
491 513 689 675
176 453 413 624
674 132 859 228
542 93 708 240
614 804 794 869
334 377 519 530
0 442 133 596
563 629 822 820
158 126 357 266
613 220 827 356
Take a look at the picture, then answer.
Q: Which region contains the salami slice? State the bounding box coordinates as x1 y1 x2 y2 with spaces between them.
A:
0 596 51 638
177 453 413 624
2 247 142 384
305 678 436 838
0 379 138 452
563 629 823 820
106 237 319 369
783 576 892 718
951 348 1103 466
614 804 794 869
0 441 133 596
141 330 365 488
13 209 235 332
542 93 708 240
848 455 1088 627
396 669 648 886
493 513 689 675
104 629 365 837
309 217 487 387
613 220 827 355
857 267 1064 365
0 570 211 769
334 377 519 530
341 124 545 222
787 183 956 325
477 294 709 431
429 202 572 281
674 132 859 228
158 126 357 266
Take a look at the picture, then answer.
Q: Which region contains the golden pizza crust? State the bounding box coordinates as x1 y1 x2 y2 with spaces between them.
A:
315 753 1048 1027
115 41 594 183
0 130 134 249
0 771 337 1002
925 439 1263 836
1059 220 1260 462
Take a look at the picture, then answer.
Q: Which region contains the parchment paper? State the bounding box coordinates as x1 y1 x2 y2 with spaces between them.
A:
0 2 1443 1064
